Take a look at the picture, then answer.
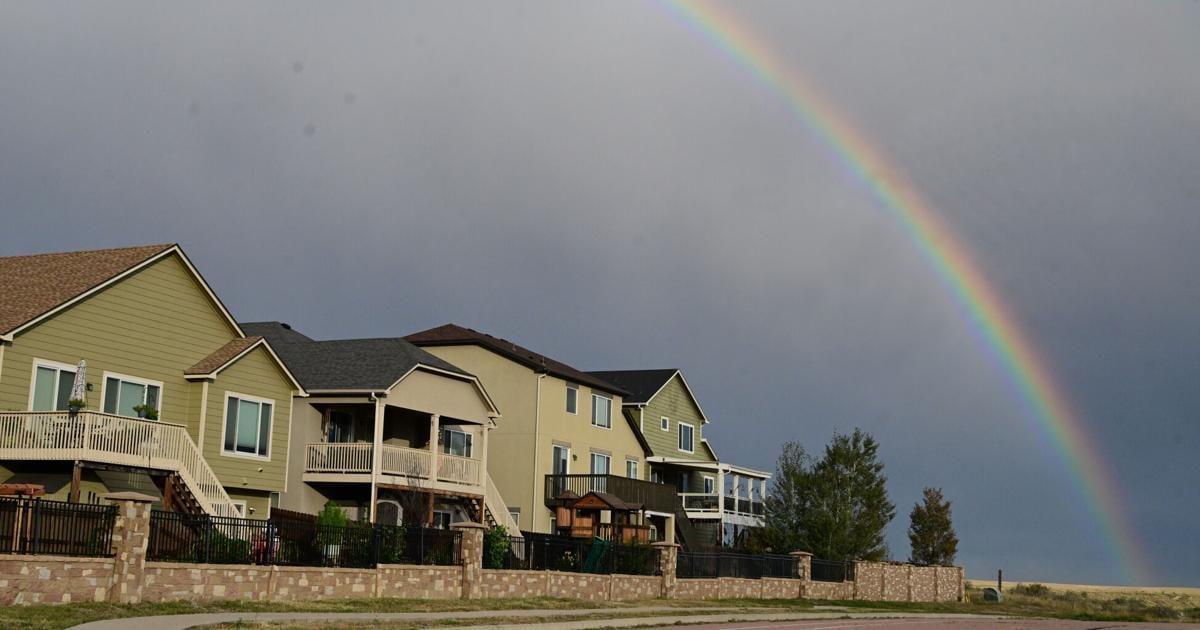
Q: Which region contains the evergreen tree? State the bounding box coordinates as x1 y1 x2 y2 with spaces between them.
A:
756 441 811 553
908 486 958 565
799 429 895 561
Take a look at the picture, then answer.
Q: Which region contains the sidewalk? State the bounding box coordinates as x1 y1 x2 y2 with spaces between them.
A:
72 606 1001 630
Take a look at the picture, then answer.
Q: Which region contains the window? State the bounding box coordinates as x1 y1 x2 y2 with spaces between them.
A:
29 360 76 411
651 469 663 484
590 452 610 475
551 445 570 475
678 422 695 453
231 501 247 517
508 509 520 527
101 373 162 419
660 416 669 431
591 394 611 428
269 492 280 514
565 385 578 414
433 510 453 530
703 476 715 495
440 427 473 458
626 459 639 479
327 411 354 443
222 392 273 458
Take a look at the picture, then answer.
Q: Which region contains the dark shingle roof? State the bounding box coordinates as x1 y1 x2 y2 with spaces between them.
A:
587 369 678 404
405 324 629 396
242 321 470 391
0 244 176 335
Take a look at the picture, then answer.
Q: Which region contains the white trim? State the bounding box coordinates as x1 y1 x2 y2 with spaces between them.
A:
230 500 247 517
385 363 502 419
440 425 473 458
508 508 520 528
27 358 78 411
220 390 275 461
671 372 711 424
590 393 612 429
703 475 716 494
660 416 670 431
5 245 246 339
185 338 308 396
99 370 164 417
589 451 612 475
197 380 210 451
625 458 640 479
565 384 579 415
282 394 295 493
0 343 6 388
677 421 695 454
551 443 570 475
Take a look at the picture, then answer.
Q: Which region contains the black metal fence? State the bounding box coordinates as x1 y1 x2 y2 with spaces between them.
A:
0 496 116 557
676 551 795 579
147 510 461 568
810 558 855 582
502 532 659 576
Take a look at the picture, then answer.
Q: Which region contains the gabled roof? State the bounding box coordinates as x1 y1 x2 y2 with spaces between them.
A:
0 244 243 340
184 336 306 393
589 368 710 424
243 321 472 393
405 324 629 396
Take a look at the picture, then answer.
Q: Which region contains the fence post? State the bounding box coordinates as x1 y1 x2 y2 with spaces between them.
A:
790 551 811 599
652 542 678 600
452 522 487 600
105 492 155 604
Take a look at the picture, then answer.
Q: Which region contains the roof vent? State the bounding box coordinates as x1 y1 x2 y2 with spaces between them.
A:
281 323 292 330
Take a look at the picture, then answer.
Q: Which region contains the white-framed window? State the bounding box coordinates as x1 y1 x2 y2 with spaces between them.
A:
626 459 639 479
222 392 274 459
508 509 521 528
433 510 453 530
565 385 578 414
440 426 473 458
231 500 247 517
101 372 163 419
552 444 570 475
590 452 611 475
678 422 695 453
660 416 669 431
28 359 78 411
703 475 715 495
591 394 611 428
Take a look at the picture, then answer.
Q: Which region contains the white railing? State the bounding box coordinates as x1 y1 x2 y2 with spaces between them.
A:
305 442 372 473
437 452 481 486
680 492 721 513
0 411 239 517
380 444 431 478
484 471 521 536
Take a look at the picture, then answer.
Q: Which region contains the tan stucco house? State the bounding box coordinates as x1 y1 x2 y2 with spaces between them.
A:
0 244 305 518
590 369 770 549
405 324 662 538
243 322 515 531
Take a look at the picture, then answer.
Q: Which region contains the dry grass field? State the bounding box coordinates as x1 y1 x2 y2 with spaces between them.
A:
964 579 1200 621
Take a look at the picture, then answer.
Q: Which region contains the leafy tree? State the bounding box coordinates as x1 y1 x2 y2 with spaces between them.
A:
908 486 958 565
482 525 511 569
756 441 812 553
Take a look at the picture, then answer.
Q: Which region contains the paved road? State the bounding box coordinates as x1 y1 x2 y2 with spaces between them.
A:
658 619 1196 630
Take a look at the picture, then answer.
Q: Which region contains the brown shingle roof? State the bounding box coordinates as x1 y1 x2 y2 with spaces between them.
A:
185 337 263 376
405 323 629 396
0 244 176 336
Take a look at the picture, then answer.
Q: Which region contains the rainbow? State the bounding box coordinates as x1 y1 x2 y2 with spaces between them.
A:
657 0 1149 584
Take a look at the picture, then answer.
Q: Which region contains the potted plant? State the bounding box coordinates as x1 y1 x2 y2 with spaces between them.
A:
131 404 158 420
67 398 86 418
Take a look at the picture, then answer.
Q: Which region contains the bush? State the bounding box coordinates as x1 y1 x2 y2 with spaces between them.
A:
482 525 510 569
1014 583 1050 597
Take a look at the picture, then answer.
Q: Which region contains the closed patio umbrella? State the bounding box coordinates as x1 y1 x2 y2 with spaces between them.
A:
69 360 87 408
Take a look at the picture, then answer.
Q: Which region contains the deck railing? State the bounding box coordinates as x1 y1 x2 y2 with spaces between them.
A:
0 411 239 516
680 493 764 517
381 444 432 478
543 474 679 514
437 453 481 486
306 442 372 473
305 443 483 488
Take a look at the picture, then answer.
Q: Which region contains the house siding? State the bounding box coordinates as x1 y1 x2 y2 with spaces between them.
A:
639 375 716 463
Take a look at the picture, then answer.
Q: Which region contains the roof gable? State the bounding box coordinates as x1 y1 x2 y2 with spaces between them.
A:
184 336 306 393
0 244 243 340
405 323 628 396
589 369 709 424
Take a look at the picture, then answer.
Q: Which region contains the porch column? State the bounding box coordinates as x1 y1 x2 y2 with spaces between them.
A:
428 414 440 526
369 397 385 523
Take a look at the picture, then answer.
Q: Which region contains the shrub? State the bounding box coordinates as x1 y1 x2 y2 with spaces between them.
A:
482 525 510 569
1015 583 1050 597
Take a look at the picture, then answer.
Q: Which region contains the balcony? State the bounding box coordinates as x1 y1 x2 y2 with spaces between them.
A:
679 492 764 523
304 442 482 489
544 474 678 515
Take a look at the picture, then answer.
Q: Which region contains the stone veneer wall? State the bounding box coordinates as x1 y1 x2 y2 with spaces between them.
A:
0 555 115 605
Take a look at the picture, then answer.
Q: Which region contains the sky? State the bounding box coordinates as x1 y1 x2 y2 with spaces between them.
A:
2 1 1198 586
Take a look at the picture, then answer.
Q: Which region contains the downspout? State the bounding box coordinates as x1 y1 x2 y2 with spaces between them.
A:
531 372 547 532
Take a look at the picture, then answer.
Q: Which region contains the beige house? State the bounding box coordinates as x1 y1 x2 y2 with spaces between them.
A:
406 324 665 538
590 369 770 549
0 244 305 518
243 322 516 531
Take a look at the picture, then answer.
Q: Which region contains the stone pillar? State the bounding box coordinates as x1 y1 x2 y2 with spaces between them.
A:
653 542 679 599
452 521 487 600
105 492 156 604
790 551 812 598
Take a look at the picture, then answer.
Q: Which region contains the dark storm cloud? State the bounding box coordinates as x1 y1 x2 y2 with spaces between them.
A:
1 1 1197 585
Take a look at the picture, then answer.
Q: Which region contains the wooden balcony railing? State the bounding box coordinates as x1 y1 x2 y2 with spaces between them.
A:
544 474 679 514
0 411 239 516
306 443 482 488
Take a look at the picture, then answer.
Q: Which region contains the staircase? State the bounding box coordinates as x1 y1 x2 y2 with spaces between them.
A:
483 472 521 536
0 411 240 517
673 497 707 550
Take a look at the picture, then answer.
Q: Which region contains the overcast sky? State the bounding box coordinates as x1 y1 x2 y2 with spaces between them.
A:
2 1 1197 586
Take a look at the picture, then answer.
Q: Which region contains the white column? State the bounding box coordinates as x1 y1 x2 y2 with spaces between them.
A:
477 423 489 487
369 397 385 523
717 465 726 543
428 414 441 484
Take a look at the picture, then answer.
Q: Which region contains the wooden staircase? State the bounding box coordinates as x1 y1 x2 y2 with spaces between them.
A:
158 472 206 515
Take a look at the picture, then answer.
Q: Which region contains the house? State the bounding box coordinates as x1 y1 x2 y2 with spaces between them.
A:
405 324 663 541
589 369 770 548
242 322 516 531
0 244 305 518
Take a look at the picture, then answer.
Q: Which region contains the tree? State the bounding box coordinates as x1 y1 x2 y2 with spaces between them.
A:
908 486 958 565
755 441 812 553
